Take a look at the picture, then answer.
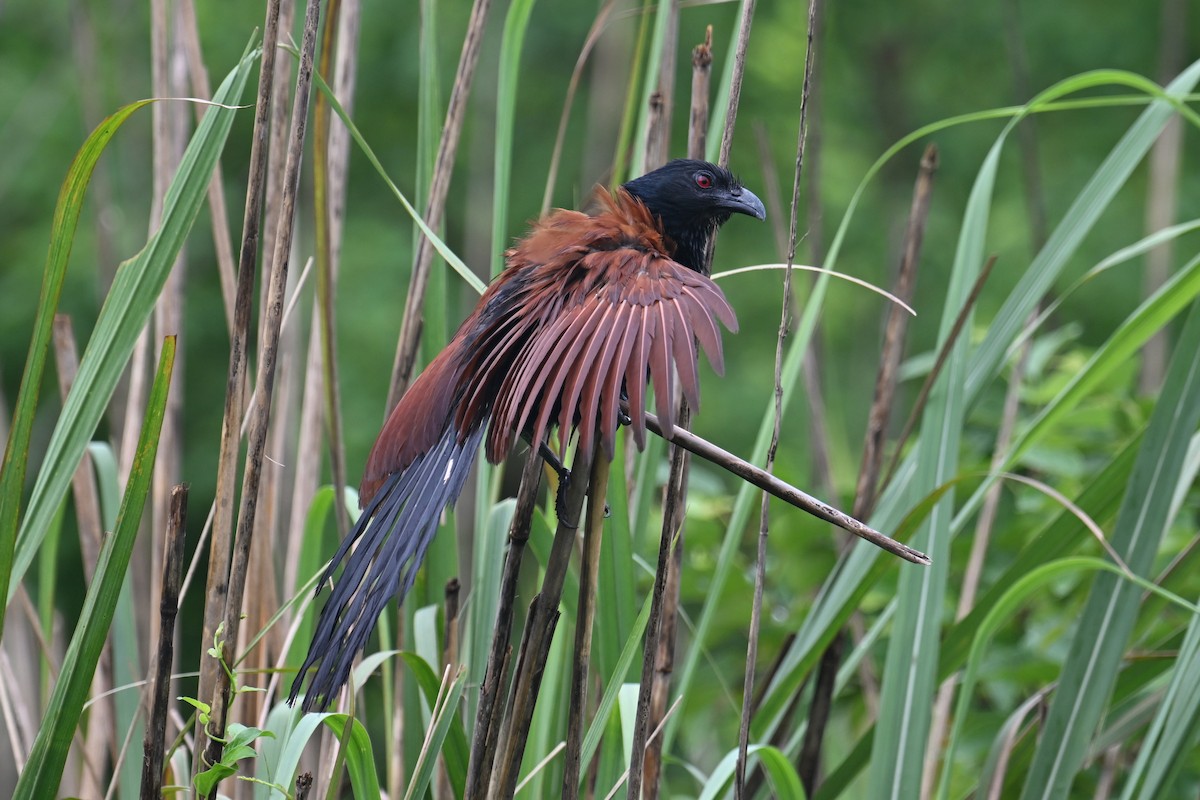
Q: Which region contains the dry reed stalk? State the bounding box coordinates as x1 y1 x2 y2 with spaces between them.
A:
200 0 320 790
735 2 815 793
563 449 612 798
51 316 111 797
638 28 710 796
488 447 593 800
387 0 494 411
194 0 283 764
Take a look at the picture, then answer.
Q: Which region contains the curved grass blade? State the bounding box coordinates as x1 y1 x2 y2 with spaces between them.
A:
13 336 174 800
7 43 258 604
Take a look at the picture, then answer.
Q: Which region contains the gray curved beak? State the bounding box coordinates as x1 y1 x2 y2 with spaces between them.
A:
726 186 766 220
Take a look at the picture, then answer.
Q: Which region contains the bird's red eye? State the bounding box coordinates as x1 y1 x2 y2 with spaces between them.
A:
695 172 713 189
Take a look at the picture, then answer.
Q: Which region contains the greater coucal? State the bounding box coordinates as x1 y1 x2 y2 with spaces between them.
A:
290 159 765 711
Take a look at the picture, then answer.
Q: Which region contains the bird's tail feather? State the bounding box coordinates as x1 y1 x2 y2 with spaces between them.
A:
289 423 484 711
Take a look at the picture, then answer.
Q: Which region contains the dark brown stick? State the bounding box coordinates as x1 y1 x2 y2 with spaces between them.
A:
201 0 321 787
563 449 612 798
141 484 188 800
466 446 543 799
641 412 929 565
798 142 937 795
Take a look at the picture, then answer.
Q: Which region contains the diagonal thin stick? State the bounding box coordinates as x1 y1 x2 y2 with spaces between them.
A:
640 411 929 565
488 446 593 799
140 483 187 800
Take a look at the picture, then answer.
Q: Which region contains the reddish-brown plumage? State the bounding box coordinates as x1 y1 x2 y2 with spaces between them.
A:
291 160 764 711
361 187 737 504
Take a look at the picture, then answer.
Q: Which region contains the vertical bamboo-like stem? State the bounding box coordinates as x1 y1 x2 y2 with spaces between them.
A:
140 484 187 800
799 143 936 795
200 0 322 790
488 446 593 800
563 449 611 798
467 446 543 799
194 0 282 765
386 0 493 411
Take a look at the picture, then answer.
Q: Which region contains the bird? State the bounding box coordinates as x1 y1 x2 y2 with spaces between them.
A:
290 159 766 711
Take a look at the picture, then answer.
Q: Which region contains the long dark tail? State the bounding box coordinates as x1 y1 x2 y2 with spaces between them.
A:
289 423 485 711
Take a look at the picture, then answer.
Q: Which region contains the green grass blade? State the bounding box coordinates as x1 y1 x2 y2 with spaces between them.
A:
7 45 257 603
936 557 1198 799
13 336 174 800
1020 299 1200 798
490 0 537 277
0 95 151 639
966 61 1200 397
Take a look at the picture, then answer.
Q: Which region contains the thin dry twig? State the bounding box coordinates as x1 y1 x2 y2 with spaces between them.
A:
387 0 494 412
201 0 321 786
736 2 815 794
799 141 937 795
641 411 929 565
140 484 188 800
194 0 282 765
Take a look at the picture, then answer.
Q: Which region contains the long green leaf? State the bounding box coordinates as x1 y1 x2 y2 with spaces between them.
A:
13 336 174 800
0 94 150 638
7 44 257 603
1020 298 1200 798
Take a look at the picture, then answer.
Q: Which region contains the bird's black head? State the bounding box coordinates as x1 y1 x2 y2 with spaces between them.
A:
623 159 766 273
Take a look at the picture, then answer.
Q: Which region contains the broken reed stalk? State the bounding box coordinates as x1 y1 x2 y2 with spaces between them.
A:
140 484 188 800
879 253 998 494
387 0 493 411
194 0 281 763
201 0 321 787
466 447 543 799
488 446 593 800
642 412 929 565
735 1 816 794
563 448 612 798
797 142 938 795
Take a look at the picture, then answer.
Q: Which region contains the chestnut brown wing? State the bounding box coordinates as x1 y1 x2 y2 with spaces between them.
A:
486 247 738 464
